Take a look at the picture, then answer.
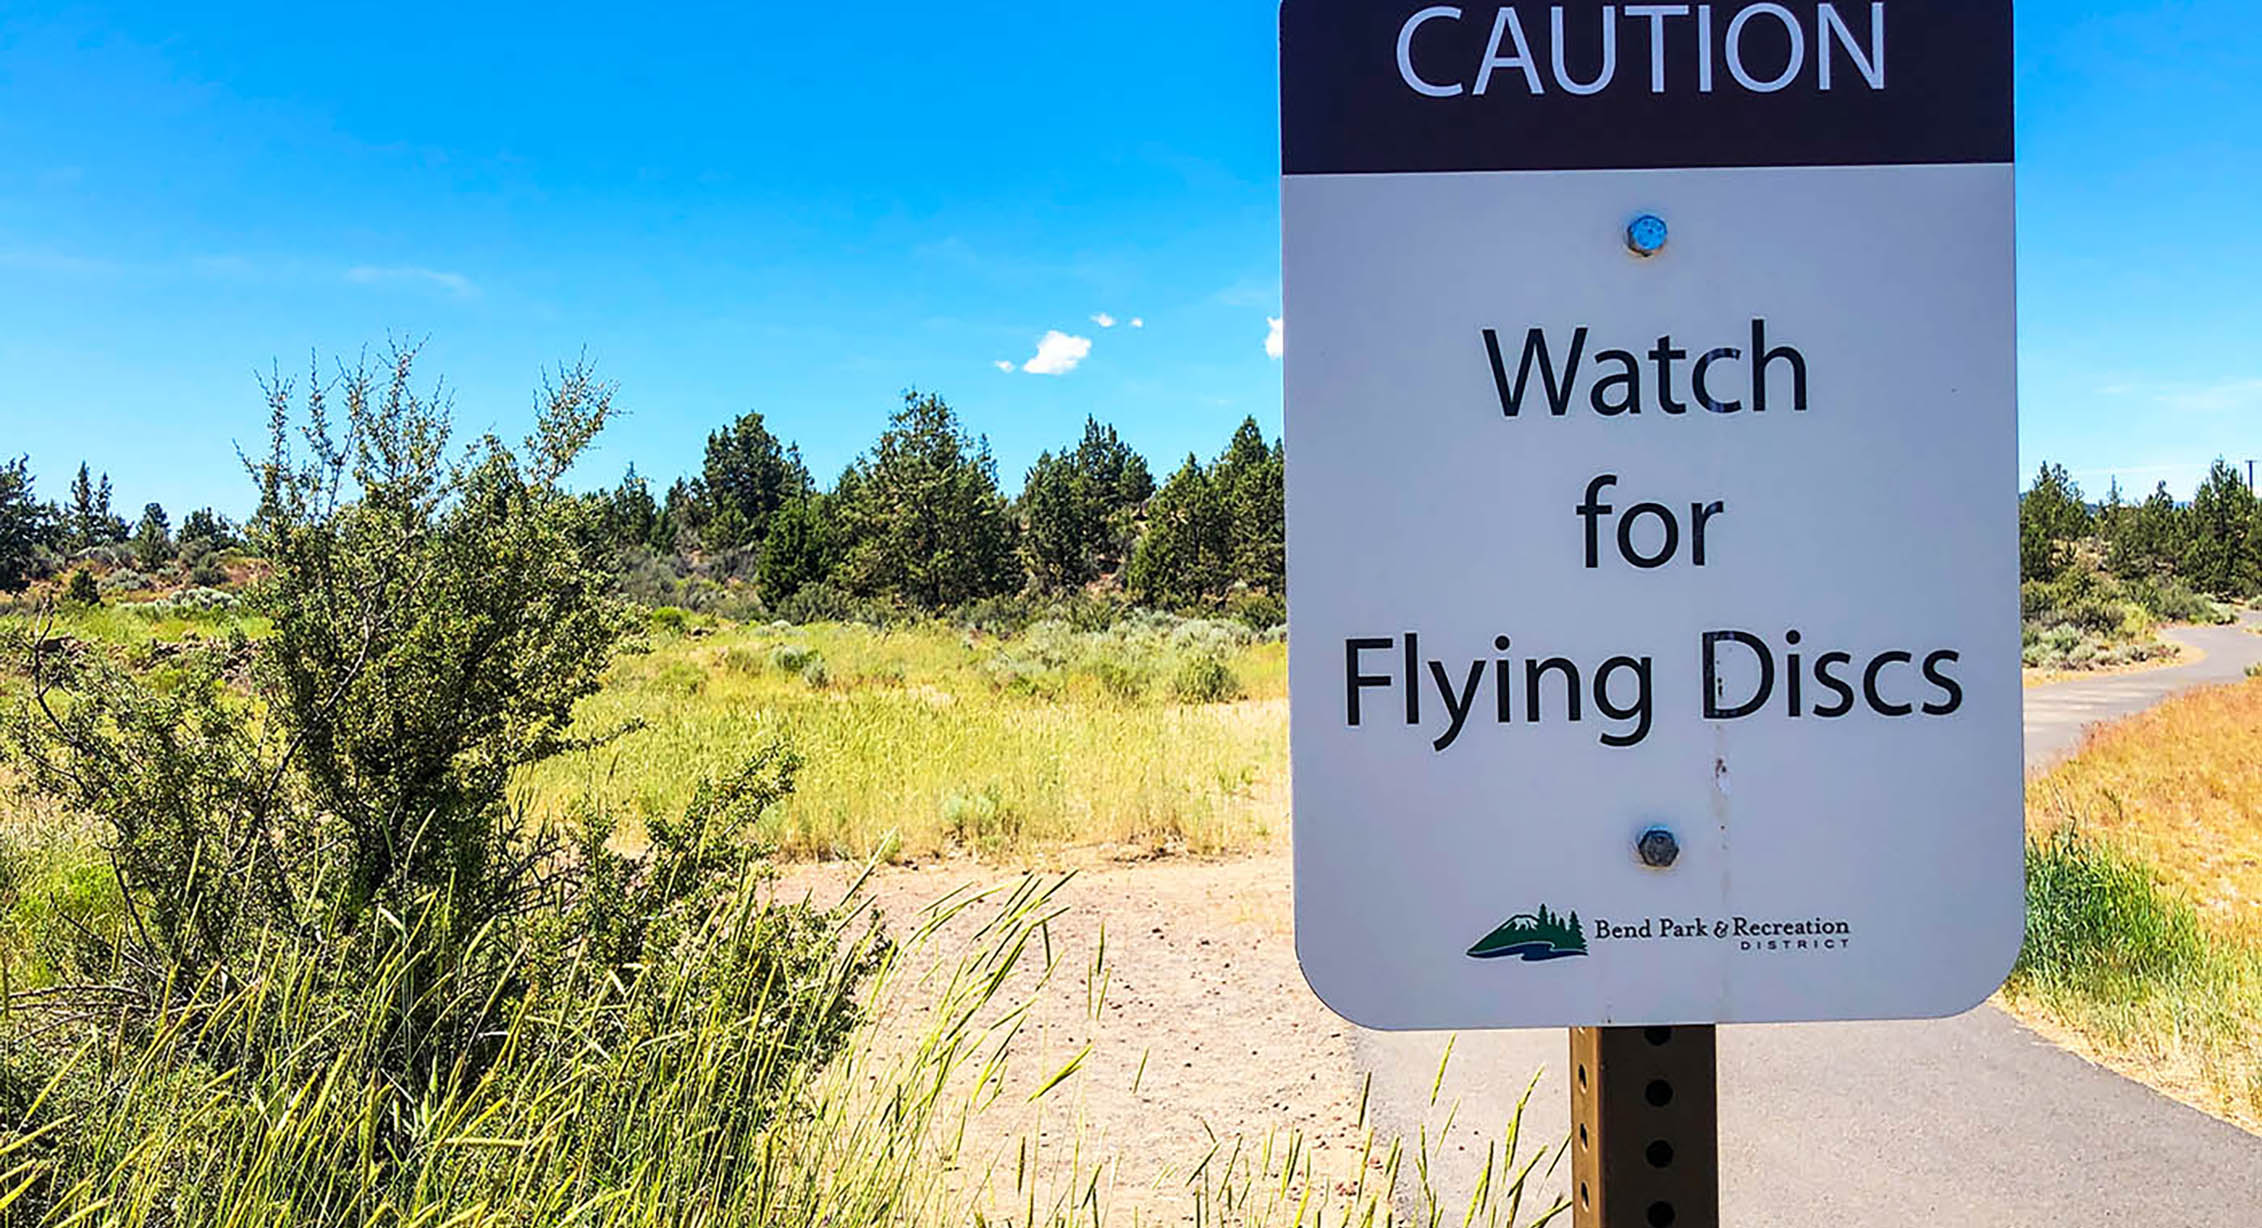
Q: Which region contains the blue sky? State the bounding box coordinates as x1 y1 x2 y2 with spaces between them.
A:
0 1 2256 517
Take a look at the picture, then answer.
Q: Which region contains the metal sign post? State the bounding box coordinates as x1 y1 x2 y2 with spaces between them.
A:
1571 1027 1718 1228
1280 3 2018 1218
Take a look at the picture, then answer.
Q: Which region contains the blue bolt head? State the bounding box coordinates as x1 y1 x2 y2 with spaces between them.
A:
1626 214 1669 258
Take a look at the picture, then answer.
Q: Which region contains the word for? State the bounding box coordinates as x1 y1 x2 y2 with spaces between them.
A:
1342 629 1965 751
1576 474 1726 569
1396 3 1887 99
1483 321 1810 418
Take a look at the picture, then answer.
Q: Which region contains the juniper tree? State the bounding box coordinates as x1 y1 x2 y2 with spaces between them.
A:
1212 417 1285 595
756 491 841 601
131 502 174 570
701 411 810 550
0 457 56 593
1126 454 1228 609
2019 463 2091 582
65 462 125 548
2106 482 2185 579
833 391 1019 608
2183 459 2259 597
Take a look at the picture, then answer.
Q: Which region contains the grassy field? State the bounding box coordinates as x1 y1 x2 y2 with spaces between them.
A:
518 613 1289 862
2010 676 2262 1132
0 597 1579 1227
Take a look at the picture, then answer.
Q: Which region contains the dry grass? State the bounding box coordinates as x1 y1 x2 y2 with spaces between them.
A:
2008 676 2262 1133
2025 677 2262 936
518 619 1291 863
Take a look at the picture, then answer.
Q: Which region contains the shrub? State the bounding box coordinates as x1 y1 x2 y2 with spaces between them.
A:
770 579 896 627
769 643 830 688
940 786 1023 851
1226 590 1286 632
63 567 98 606
186 552 230 588
121 587 239 617
951 592 1043 637
1 347 647 1079
649 604 692 634
94 567 151 595
770 643 820 673
1083 656 1149 701
1171 653 1243 704
721 646 767 676
2123 575 2231 625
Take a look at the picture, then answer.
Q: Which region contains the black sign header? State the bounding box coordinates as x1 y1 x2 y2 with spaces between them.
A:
1282 2 2013 175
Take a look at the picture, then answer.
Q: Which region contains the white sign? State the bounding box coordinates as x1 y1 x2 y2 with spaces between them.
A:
1284 1 2022 1029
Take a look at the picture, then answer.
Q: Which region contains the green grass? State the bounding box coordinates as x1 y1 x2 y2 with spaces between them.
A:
0 858 1565 1228
4 597 268 652
2007 825 2262 1130
520 618 1289 861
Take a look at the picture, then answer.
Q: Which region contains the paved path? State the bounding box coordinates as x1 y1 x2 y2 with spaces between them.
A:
2024 616 2262 767
1359 614 2262 1226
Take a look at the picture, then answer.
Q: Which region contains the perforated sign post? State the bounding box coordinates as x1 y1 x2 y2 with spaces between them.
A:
1282 5 2018 1223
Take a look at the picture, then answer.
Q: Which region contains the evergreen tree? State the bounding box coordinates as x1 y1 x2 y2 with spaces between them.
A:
2096 478 2126 545
1124 419 1284 609
1019 448 1094 591
657 477 709 554
0 457 57 594
597 467 662 551
66 462 126 548
1072 417 1155 511
2018 463 2091 582
1126 454 1228 609
2103 482 2182 579
131 502 174 570
2183 459 2259 597
700 411 810 550
1074 417 1154 577
1211 417 1285 594
833 391 1020 608
1016 417 1157 593
180 507 238 551
756 492 841 600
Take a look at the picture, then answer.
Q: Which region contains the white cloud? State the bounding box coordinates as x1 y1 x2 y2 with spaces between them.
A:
994 360 1017 373
1265 317 1285 360
1091 312 1118 329
1130 317 1145 329
346 265 477 297
2156 378 2262 415
1022 330 1094 376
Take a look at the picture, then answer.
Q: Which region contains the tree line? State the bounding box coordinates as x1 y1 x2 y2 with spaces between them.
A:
2021 458 2262 598
0 457 240 594
584 390 1284 619
0 389 1286 619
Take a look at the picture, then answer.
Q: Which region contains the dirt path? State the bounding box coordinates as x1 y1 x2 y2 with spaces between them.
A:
780 855 1388 1223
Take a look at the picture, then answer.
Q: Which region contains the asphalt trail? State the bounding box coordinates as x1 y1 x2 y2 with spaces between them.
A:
1356 615 2262 1225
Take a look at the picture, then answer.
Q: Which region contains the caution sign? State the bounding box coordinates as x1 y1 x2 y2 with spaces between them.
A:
1283 1 2021 1029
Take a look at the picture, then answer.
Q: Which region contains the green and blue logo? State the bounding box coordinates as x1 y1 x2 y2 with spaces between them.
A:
1468 905 1589 963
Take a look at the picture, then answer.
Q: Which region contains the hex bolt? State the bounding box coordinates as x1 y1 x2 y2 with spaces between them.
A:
1637 827 1681 869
